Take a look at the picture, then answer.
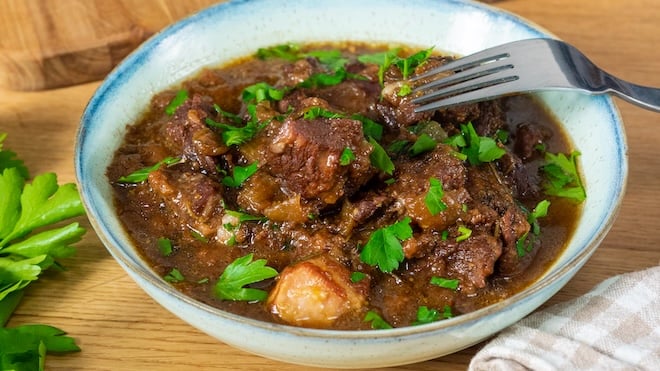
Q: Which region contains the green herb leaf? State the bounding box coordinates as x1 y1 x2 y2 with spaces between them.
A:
213 104 243 125
303 107 344 120
410 133 437 156
242 82 286 103
350 271 367 283
298 67 349 89
357 48 400 86
351 114 383 141
165 90 189 115
222 162 258 188
368 137 395 175
117 157 180 183
542 151 586 202
340 147 356 166
412 306 440 325
360 217 412 273
303 49 349 71
394 47 433 79
424 178 447 216
0 324 80 370
157 237 173 257
206 105 267 146
214 253 278 301
445 122 505 166
456 226 472 242
430 276 460 290
256 43 301 61
0 133 29 178
164 268 185 283
364 310 393 329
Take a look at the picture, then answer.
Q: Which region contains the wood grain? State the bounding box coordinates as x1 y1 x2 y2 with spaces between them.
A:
2 0 659 370
0 0 218 91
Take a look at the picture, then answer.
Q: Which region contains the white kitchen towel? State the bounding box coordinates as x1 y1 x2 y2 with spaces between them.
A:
469 265 660 371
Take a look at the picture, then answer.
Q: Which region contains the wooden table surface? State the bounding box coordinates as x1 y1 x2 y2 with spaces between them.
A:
2 0 659 369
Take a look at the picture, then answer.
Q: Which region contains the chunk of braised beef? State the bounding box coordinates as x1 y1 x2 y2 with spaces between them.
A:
446 233 503 294
278 57 323 87
514 122 552 160
161 94 228 174
315 80 382 116
389 144 470 231
498 150 542 199
147 167 225 238
255 115 375 208
466 165 531 276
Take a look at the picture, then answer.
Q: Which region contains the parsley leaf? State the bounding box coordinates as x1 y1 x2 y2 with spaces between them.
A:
117 157 181 183
516 199 551 257
352 114 383 141
541 151 586 202
430 276 460 290
424 177 447 216
0 133 28 178
222 162 258 188
456 226 472 242
0 324 80 370
410 133 437 156
364 310 393 329
340 147 356 166
157 237 173 257
412 306 440 325
360 217 412 273
164 268 185 283
368 137 395 175
165 90 189 115
350 271 366 283
256 43 301 61
206 105 267 146
242 82 286 103
446 122 505 166
214 253 278 301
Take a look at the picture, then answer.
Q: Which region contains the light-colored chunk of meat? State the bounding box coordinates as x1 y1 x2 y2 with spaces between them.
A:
267 254 367 328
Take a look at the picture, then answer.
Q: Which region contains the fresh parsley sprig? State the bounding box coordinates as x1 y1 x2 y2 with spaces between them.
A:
360 217 412 273
214 253 278 301
0 133 84 367
542 151 586 202
445 122 506 166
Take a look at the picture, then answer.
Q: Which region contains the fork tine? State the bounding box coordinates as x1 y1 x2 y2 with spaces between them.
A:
412 57 514 93
413 73 521 112
412 69 519 104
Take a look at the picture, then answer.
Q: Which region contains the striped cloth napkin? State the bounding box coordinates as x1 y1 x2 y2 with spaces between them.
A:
469 265 660 371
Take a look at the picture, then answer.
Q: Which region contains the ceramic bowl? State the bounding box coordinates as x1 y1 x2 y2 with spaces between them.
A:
75 0 627 368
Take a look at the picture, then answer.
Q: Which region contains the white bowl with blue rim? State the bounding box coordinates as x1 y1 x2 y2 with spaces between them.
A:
75 0 627 367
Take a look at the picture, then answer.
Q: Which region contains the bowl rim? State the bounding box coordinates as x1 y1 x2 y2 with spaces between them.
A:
75 0 629 341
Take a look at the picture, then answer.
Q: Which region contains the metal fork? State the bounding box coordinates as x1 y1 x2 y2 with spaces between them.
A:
411 38 660 112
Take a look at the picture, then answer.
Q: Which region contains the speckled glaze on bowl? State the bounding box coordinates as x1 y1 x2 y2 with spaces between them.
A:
75 0 627 368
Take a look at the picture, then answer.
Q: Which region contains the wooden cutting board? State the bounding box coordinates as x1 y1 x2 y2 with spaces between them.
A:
0 0 221 91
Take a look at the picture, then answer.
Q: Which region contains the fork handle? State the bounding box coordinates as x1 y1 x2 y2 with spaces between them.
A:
605 75 660 112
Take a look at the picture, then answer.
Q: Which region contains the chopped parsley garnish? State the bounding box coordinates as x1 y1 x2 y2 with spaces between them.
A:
242 82 286 103
430 276 460 290
256 43 301 61
412 306 440 325
352 114 383 141
157 237 173 257
340 147 356 166
516 199 551 257
446 122 506 166
165 89 189 115
222 162 258 188
303 106 344 120
164 268 185 283
394 47 433 79
213 104 242 125
206 105 267 146
350 271 367 283
214 253 278 302
360 217 412 273
364 310 393 329
224 209 267 224
424 177 447 216
368 137 395 175
542 151 586 202
456 226 472 242
117 156 181 183
410 133 437 156
298 67 351 89
357 48 400 86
